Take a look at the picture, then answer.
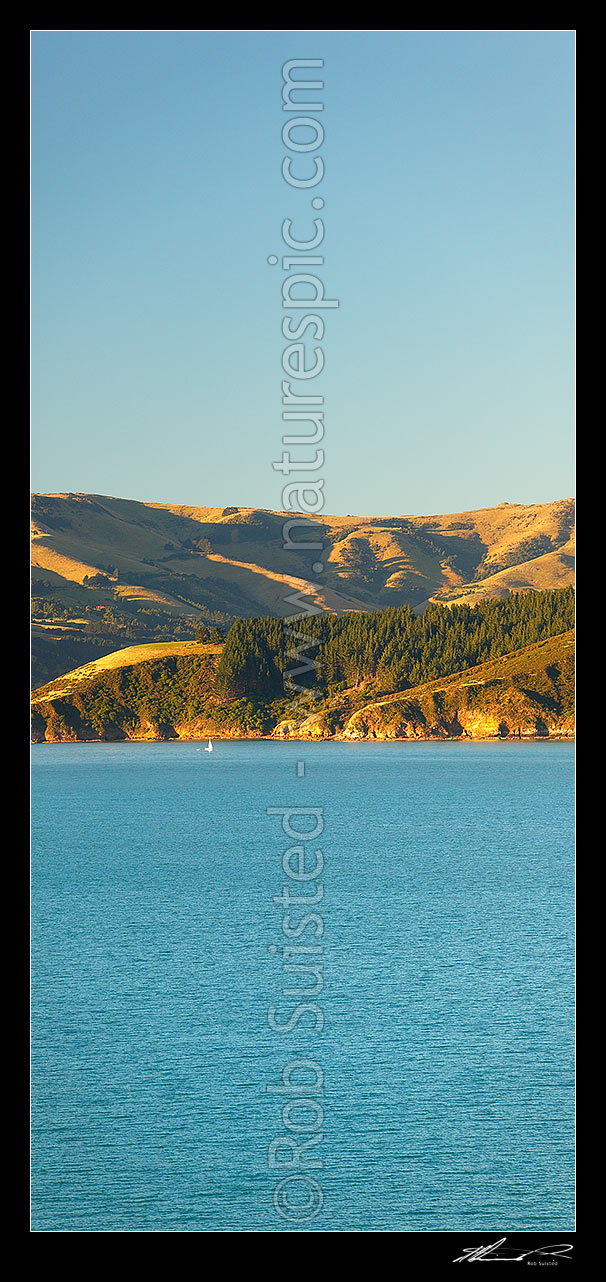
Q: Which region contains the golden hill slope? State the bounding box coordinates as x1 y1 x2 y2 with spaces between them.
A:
32 492 574 612
31 640 222 704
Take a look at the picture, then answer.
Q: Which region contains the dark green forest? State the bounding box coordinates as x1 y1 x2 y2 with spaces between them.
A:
215 586 574 699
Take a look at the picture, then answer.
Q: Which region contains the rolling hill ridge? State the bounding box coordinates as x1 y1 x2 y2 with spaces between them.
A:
31 492 575 686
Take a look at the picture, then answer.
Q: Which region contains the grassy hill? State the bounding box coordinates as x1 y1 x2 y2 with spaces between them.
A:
31 641 225 743
31 493 575 684
32 640 222 703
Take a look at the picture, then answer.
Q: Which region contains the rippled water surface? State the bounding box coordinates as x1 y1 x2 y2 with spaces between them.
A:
31 740 574 1231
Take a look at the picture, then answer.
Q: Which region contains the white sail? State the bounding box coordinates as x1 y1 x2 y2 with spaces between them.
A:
205 737 213 752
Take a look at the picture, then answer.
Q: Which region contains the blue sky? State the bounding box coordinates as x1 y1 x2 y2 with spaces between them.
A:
31 30 574 516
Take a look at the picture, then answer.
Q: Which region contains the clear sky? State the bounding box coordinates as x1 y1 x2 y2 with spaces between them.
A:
31 30 574 517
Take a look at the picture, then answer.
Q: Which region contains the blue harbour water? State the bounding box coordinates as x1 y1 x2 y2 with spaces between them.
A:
31 740 574 1232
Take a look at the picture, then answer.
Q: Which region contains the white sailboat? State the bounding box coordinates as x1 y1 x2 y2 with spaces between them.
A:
204 737 213 752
